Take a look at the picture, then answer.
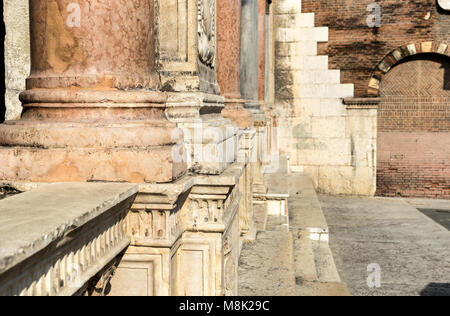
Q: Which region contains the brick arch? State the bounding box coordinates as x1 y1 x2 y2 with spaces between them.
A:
367 41 450 96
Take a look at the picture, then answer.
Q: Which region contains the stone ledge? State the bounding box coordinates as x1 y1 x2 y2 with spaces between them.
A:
343 97 380 109
0 183 138 275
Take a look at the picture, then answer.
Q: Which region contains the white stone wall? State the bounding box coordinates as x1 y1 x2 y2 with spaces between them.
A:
273 0 376 196
4 0 30 120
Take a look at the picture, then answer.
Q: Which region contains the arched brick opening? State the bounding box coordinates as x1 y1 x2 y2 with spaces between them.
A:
376 53 450 199
367 41 450 97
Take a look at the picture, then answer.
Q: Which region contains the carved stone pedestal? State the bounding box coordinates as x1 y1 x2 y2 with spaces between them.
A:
108 164 245 296
166 92 239 175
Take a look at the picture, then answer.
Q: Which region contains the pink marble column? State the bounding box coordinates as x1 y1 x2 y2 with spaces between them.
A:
217 0 253 129
0 0 186 183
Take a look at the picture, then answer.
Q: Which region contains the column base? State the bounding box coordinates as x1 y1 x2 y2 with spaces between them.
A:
244 99 267 126
0 121 186 183
221 98 254 130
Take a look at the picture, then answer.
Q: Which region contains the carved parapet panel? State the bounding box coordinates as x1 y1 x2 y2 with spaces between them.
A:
0 211 129 296
186 184 240 232
107 246 171 296
124 180 193 247
109 163 246 296
0 184 137 296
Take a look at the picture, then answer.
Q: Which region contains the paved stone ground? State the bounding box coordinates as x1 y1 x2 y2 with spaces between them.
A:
318 195 450 296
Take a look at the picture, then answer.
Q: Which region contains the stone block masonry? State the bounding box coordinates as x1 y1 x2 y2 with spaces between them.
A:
273 0 376 196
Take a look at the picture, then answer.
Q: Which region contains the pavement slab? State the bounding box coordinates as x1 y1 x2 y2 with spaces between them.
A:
318 195 450 296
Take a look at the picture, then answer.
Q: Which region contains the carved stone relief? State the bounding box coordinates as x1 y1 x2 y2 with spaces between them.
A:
197 0 216 68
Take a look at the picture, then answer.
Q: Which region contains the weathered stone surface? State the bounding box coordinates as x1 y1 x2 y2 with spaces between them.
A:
0 0 187 184
320 195 450 296
27 0 159 90
157 0 220 95
4 0 30 121
0 183 138 275
221 102 254 129
0 121 182 148
239 230 296 296
157 1 241 175
0 146 185 183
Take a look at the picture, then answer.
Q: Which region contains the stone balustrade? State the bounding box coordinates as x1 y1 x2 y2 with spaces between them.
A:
109 158 254 296
0 183 138 296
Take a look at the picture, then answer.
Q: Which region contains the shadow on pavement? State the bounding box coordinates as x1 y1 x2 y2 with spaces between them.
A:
420 283 450 296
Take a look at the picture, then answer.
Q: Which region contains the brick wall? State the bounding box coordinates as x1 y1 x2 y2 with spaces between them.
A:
377 132 450 198
302 0 450 97
377 54 450 198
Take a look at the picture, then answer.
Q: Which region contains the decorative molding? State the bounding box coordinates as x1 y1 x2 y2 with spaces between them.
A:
344 97 380 109
0 207 130 296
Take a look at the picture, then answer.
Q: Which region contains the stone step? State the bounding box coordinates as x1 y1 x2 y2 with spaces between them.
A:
254 201 268 232
286 70 342 84
265 164 350 296
238 230 296 296
296 281 350 296
275 13 316 28
295 83 354 98
276 27 328 43
276 55 329 70
292 230 318 282
273 0 302 14
266 214 289 232
277 83 354 99
240 158 349 296
311 240 342 283
276 41 318 57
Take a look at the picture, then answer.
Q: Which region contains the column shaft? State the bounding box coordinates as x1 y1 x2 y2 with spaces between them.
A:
217 0 253 129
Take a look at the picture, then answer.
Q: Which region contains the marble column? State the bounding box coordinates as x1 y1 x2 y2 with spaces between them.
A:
240 0 262 118
241 0 268 199
0 0 186 183
217 0 253 130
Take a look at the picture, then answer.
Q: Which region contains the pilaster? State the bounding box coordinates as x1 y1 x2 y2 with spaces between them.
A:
156 0 239 175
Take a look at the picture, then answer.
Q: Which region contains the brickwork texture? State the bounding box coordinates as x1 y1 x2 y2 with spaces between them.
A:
302 0 450 199
377 54 450 198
